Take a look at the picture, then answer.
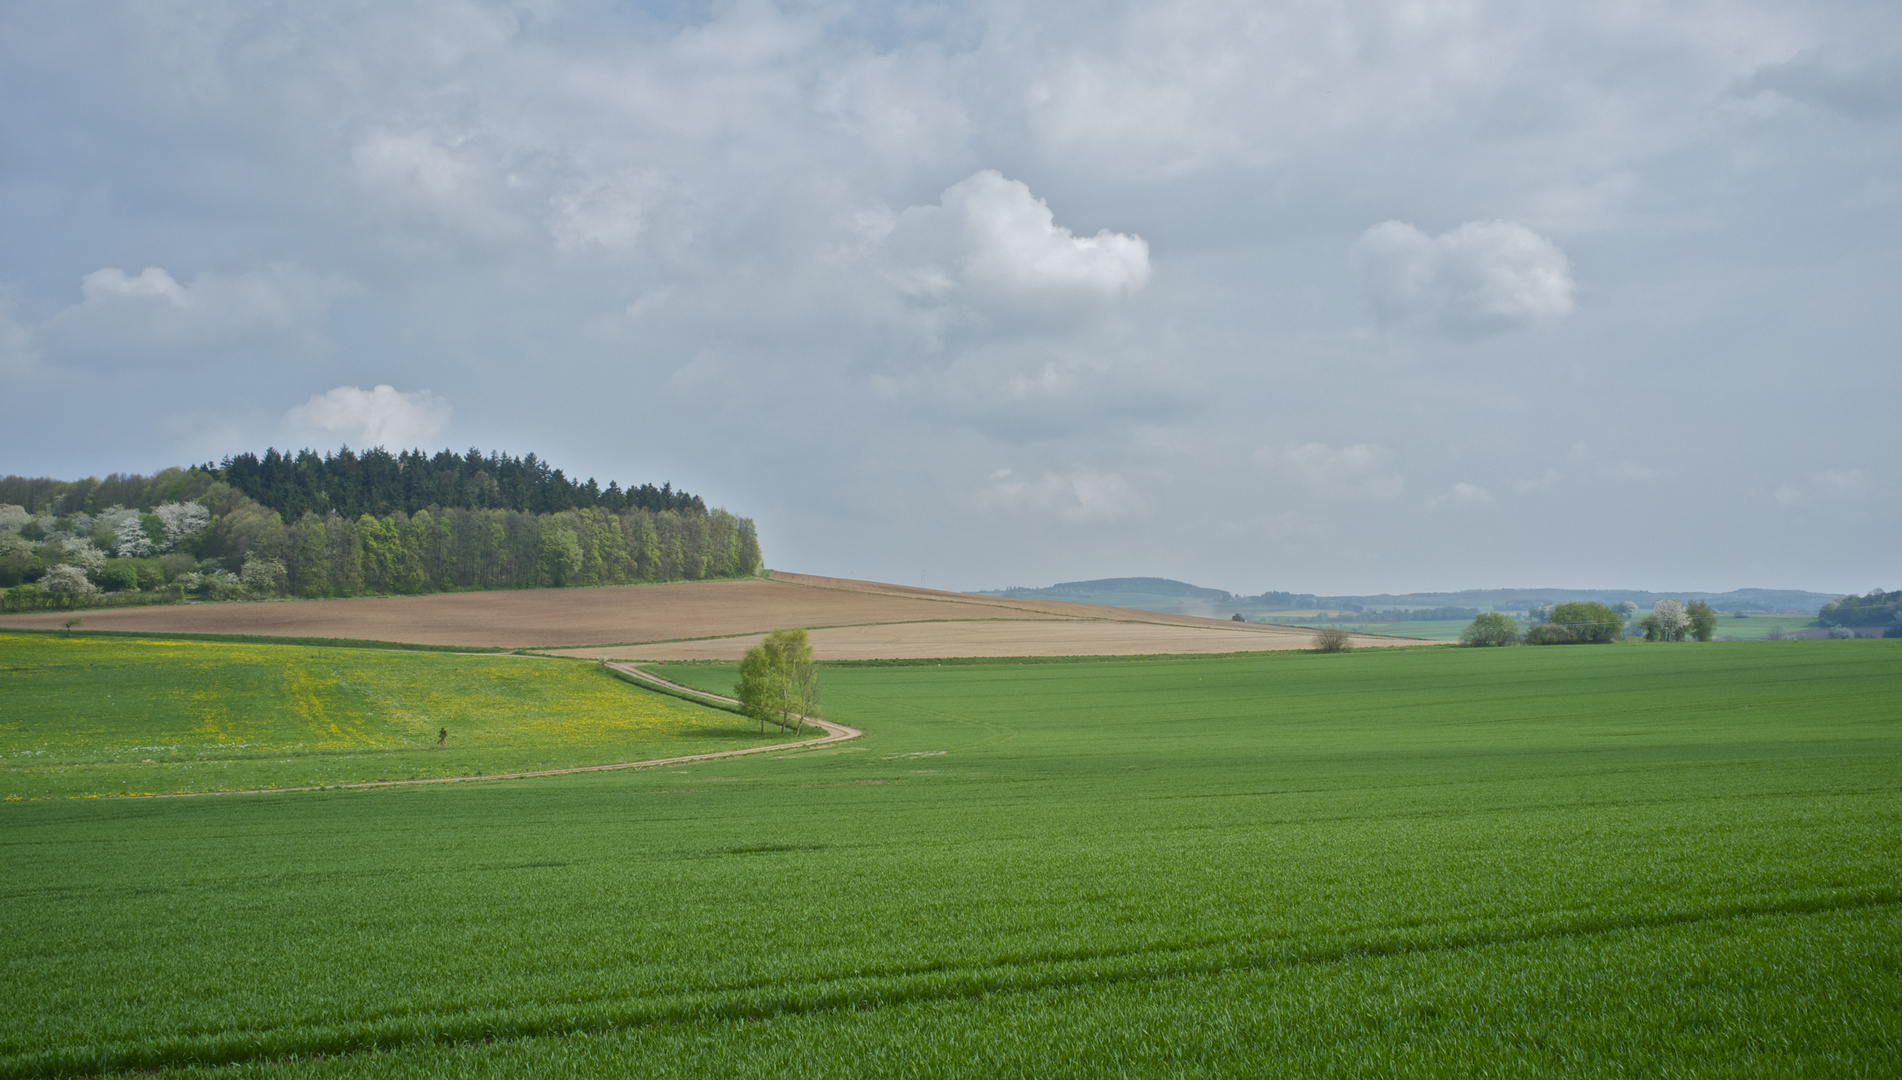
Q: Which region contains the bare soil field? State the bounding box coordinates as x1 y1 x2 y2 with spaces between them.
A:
0 571 1424 656
547 619 1403 660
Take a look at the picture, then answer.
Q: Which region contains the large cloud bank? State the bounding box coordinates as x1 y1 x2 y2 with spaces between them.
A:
0 0 1895 592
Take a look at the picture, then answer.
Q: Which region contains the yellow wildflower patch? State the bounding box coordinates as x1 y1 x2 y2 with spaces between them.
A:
0 633 769 798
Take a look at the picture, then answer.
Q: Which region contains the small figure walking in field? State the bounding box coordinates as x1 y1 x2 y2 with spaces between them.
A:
438 727 448 747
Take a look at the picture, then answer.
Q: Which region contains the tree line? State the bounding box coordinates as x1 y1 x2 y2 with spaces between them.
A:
215 446 706 520
1 449 760 611
1818 589 1902 630
1460 600 1719 646
0 447 710 521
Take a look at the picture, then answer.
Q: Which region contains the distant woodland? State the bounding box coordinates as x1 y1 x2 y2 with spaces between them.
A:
1 448 760 610
1818 589 1902 629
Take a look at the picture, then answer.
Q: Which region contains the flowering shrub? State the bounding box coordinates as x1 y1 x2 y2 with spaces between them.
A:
39 565 100 600
97 506 154 558
154 502 210 550
1640 599 1690 641
61 540 107 574
240 555 288 596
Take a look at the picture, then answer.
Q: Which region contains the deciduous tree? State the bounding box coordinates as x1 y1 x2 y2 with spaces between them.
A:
1524 623 1576 645
1685 600 1717 642
1645 599 1689 642
735 628 819 734
1311 626 1353 652
1547 601 1624 644
39 564 99 605
1460 612 1520 646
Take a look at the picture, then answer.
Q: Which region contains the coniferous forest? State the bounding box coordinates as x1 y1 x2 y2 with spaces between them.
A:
214 447 708 521
0 448 761 610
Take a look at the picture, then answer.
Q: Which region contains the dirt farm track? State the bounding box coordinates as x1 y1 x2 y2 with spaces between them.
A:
0 571 1421 659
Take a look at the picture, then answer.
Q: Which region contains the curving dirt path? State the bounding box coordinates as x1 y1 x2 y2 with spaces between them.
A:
133 662 858 799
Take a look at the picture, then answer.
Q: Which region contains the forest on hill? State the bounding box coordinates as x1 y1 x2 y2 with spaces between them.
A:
0 447 705 520
0 449 760 611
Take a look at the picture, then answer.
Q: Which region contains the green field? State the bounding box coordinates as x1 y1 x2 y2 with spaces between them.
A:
3 641 1899 1077
0 632 773 799
1710 612 1825 640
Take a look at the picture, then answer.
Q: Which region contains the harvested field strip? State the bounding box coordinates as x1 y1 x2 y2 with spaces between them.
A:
536 616 1105 651
556 618 1396 661
768 571 1337 629
0 572 1379 653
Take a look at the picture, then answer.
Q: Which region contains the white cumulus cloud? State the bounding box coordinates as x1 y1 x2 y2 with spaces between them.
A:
977 467 1138 525
40 265 331 366
283 385 451 450
1352 220 1575 335
1262 443 1404 500
883 171 1151 313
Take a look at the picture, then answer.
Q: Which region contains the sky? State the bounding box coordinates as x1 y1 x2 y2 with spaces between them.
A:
1 0 1896 596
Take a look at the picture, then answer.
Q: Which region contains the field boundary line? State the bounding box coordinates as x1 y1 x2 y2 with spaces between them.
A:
117 663 856 800
533 616 1093 652
765 571 1332 634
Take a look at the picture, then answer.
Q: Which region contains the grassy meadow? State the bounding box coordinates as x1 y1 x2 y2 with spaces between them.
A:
1709 612 1824 640
1 640 1898 1076
0 632 772 799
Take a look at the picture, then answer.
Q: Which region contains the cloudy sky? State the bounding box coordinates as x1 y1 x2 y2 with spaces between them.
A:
2 0 1896 594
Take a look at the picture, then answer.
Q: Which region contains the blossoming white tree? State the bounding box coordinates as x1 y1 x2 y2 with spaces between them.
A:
61 540 107 575
154 502 210 550
1641 599 1690 642
98 506 153 557
39 564 100 600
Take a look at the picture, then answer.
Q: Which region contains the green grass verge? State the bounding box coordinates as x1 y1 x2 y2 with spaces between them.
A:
1 641 1897 1076
0 633 777 799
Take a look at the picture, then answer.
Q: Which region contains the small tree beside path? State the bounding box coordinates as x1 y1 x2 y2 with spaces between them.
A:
736 627 819 735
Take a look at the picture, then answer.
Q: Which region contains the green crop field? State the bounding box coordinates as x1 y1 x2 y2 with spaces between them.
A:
3 641 1899 1077
1710 613 1824 640
0 632 773 799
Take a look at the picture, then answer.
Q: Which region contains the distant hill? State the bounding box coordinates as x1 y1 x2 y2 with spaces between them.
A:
989 577 1234 602
980 579 1842 617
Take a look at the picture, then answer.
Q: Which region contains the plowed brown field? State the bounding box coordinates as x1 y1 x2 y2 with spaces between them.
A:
0 571 1423 657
